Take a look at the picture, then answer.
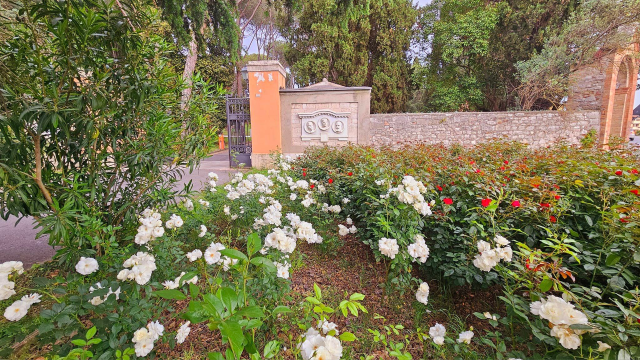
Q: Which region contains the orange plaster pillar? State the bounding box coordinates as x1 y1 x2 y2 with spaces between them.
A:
246 61 287 168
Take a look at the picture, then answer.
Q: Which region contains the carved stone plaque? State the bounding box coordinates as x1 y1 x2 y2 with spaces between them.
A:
299 109 349 142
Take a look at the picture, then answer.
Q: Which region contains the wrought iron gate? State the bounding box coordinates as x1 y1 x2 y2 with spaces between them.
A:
226 96 251 167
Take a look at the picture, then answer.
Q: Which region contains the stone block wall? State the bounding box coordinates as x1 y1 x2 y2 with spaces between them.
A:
368 111 600 148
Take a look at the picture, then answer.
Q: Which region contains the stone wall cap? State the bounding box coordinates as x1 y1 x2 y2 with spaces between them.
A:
281 77 371 93
246 60 286 77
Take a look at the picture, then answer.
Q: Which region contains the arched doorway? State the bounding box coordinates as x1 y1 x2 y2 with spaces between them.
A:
609 57 632 139
600 50 638 146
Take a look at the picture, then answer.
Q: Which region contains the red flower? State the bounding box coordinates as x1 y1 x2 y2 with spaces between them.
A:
511 200 521 207
631 169 638 174
443 198 453 205
549 215 557 223
437 186 443 191
347 172 353 176
620 217 629 223
481 198 492 207
504 160 509 165
500 166 506 171
310 184 315 189
540 203 550 208
328 178 333 184
631 189 639 196
525 259 533 270
615 170 623 176
302 172 307 177
475 169 481 173
533 184 540 189
554 195 561 200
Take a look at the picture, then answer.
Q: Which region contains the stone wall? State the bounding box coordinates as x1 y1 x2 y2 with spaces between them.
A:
368 110 600 148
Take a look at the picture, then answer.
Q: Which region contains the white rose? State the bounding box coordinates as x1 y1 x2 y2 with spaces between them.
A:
75 257 99 275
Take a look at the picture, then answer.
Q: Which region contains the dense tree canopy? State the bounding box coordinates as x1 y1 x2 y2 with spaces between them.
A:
280 0 416 113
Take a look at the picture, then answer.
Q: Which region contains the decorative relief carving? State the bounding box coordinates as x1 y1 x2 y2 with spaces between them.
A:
299 109 349 142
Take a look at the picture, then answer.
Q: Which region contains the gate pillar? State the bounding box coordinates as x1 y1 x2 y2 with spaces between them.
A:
246 61 287 168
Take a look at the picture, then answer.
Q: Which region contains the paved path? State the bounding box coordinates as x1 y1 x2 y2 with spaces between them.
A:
0 151 238 268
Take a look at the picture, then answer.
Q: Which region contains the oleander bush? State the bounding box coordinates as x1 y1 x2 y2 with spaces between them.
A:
0 140 639 360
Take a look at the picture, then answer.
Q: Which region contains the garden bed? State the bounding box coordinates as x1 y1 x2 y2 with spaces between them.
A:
1 141 639 360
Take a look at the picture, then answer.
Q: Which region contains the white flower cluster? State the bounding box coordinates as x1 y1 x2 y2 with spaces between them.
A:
198 199 210 207
118 252 157 285
204 242 226 264
135 209 164 245
0 261 24 300
4 293 41 321
408 234 430 263
207 172 219 192
457 330 474 344
227 173 274 199
428 323 446 345
221 257 238 271
289 179 309 191
378 238 399 259
184 199 194 211
76 257 99 275
530 295 591 349
186 249 203 262
176 321 191 344
162 272 198 289
132 321 164 357
165 214 184 229
321 203 341 214
295 221 323 244
198 225 207 237
415 282 429 305
389 176 432 216
274 261 291 279
264 228 297 254
472 235 513 272
301 194 316 208
337 224 357 236
298 322 343 360
88 283 121 306
253 199 283 229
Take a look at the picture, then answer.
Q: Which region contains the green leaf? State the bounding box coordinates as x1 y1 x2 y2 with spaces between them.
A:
189 283 200 299
585 215 593 227
305 296 321 305
249 257 276 272
339 332 357 341
314 283 322 300
219 320 245 357
220 249 248 261
220 287 238 313
539 278 553 292
247 233 261 256
606 254 621 267
153 289 186 300
272 306 292 316
86 326 97 340
234 305 265 319
71 339 87 347
349 293 365 301
179 271 198 286
207 351 225 360
263 340 280 359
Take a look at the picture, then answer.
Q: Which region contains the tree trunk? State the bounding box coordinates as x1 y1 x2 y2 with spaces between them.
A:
181 32 198 110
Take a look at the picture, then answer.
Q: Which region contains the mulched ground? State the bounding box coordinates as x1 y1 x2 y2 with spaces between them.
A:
155 235 506 359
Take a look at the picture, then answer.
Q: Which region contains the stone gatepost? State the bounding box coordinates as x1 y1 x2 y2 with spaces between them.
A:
246 61 287 168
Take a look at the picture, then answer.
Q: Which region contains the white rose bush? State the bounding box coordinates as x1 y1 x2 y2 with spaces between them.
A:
1 141 639 359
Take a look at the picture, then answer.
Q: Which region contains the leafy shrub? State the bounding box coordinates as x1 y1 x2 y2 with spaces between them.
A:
0 0 221 263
